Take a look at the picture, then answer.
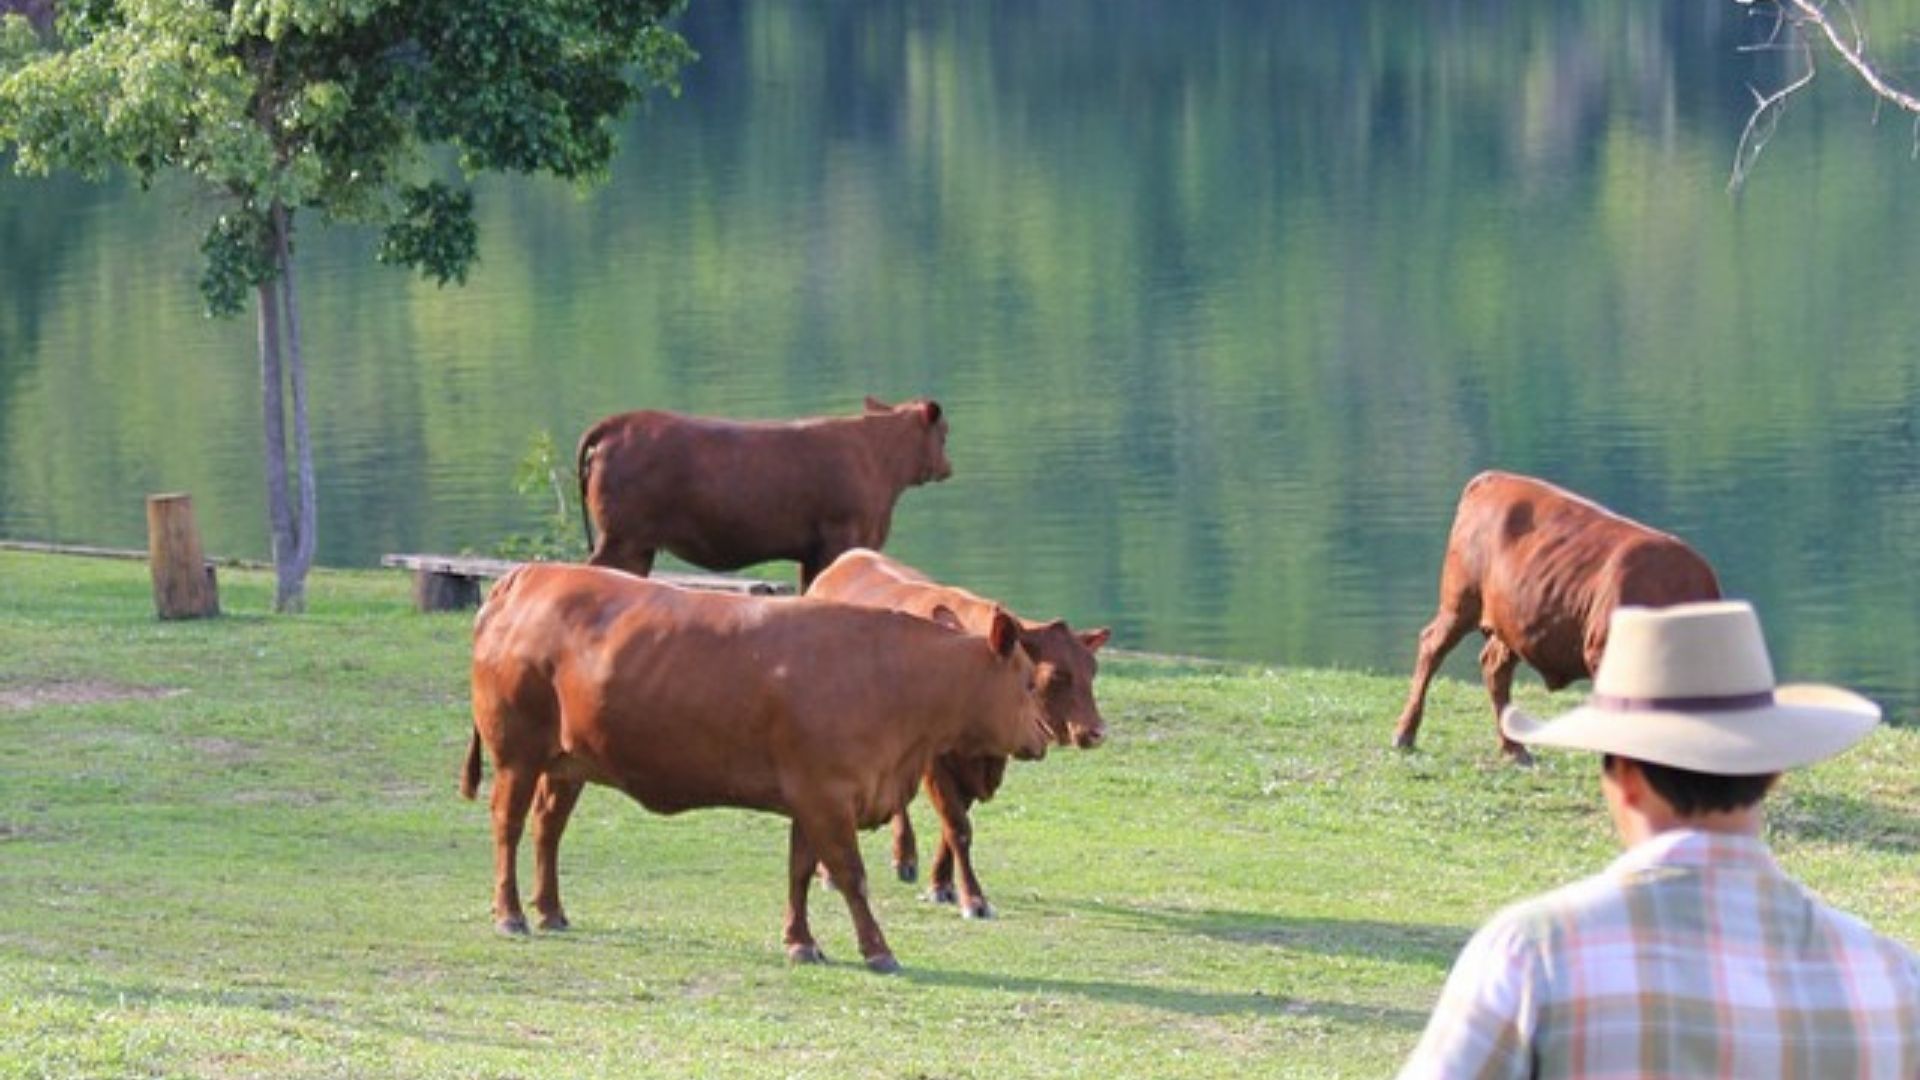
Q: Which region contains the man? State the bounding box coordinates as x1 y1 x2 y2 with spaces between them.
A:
1399 600 1920 1079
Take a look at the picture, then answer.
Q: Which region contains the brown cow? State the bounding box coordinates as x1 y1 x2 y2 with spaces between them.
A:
807 548 1110 919
1392 470 1721 763
461 563 1049 973
576 397 951 588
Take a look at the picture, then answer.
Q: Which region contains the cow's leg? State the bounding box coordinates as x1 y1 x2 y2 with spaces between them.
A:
1391 592 1480 750
817 803 917 890
586 538 655 577
928 835 957 904
890 808 919 883
923 763 990 919
488 765 541 935
529 775 585 931
798 555 824 593
922 763 958 905
800 532 863 592
795 807 898 973
799 545 846 593
1479 637 1532 765
810 813 914 894
785 820 828 965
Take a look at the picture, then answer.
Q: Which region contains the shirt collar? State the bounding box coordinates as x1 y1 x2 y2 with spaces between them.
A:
1606 828 1784 879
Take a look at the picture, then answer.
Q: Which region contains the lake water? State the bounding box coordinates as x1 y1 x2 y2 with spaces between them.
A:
3 1 1917 721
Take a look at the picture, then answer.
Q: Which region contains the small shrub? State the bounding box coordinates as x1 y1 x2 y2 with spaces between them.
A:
494 430 587 562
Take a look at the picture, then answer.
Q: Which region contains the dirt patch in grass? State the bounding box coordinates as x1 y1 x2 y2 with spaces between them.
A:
0 680 183 712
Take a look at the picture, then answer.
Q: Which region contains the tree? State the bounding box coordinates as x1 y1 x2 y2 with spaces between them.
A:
0 0 693 610
1731 0 1920 189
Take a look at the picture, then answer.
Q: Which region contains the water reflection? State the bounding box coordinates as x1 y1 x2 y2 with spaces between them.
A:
2 0 1917 719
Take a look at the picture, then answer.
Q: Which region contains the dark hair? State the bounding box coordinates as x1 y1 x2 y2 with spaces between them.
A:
1603 754 1778 815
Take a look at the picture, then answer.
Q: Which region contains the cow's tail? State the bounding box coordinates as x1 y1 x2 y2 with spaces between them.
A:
575 420 610 556
459 727 484 800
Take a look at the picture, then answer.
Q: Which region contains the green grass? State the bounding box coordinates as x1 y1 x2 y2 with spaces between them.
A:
1 550 1915 1078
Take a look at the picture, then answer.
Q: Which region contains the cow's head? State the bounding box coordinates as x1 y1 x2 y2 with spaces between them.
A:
1019 619 1111 749
865 395 952 485
934 604 1051 762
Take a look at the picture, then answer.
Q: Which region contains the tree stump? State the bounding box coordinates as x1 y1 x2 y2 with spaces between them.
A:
146 493 220 619
412 569 482 612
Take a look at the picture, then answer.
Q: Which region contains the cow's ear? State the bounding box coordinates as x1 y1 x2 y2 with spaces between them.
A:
929 605 966 633
988 609 1020 658
864 395 892 414
919 400 942 425
1080 627 1112 652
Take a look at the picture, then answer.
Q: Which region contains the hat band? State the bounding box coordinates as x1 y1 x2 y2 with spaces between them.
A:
1590 690 1776 714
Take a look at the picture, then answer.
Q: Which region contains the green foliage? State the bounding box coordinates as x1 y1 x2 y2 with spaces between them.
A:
197 207 277 317
0 14 41 63
0 0 694 301
493 428 586 562
0 550 1915 1077
375 181 477 286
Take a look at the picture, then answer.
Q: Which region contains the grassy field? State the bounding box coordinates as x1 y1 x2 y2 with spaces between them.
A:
1 550 1915 1079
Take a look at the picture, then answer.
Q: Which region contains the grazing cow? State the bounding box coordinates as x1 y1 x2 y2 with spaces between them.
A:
807 548 1111 919
1392 470 1721 763
461 563 1050 974
576 397 951 589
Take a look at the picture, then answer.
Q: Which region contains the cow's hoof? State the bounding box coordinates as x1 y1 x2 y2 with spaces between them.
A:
894 860 918 884
1504 746 1536 768
495 914 530 936
864 953 901 975
924 884 957 905
537 912 570 932
787 943 827 966
960 899 994 921
1392 732 1417 751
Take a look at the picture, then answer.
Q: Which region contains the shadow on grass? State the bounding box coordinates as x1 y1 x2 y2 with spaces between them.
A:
893 902 1465 1027
1063 901 1468 971
1769 791 1920 855
901 964 1431 1029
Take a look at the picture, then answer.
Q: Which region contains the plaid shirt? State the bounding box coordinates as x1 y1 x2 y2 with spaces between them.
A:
1399 829 1920 1079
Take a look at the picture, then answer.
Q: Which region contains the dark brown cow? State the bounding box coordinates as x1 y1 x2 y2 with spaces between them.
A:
576 397 951 588
807 548 1110 919
462 563 1049 973
1392 470 1721 763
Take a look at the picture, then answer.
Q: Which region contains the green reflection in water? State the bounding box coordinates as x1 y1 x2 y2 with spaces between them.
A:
2 1 1916 717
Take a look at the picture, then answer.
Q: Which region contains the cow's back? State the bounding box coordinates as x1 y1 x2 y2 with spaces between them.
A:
583 412 865 570
1453 471 1719 682
1609 534 1722 608
808 548 999 629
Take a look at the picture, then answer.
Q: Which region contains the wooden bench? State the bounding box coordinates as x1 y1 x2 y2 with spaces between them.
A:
380 553 793 612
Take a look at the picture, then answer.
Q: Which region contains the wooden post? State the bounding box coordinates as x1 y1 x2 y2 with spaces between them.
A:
146 493 220 620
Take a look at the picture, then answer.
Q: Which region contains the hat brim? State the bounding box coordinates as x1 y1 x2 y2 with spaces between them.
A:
1500 683 1880 774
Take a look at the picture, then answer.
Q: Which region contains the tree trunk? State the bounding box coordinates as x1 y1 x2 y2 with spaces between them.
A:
256 272 301 613
275 201 317 604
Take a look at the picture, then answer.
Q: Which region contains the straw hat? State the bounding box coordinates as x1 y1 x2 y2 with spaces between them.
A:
1500 600 1880 774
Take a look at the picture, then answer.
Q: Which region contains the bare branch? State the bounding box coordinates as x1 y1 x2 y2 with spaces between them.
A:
1729 0 1920 190
1794 0 1920 110
1730 30 1816 191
